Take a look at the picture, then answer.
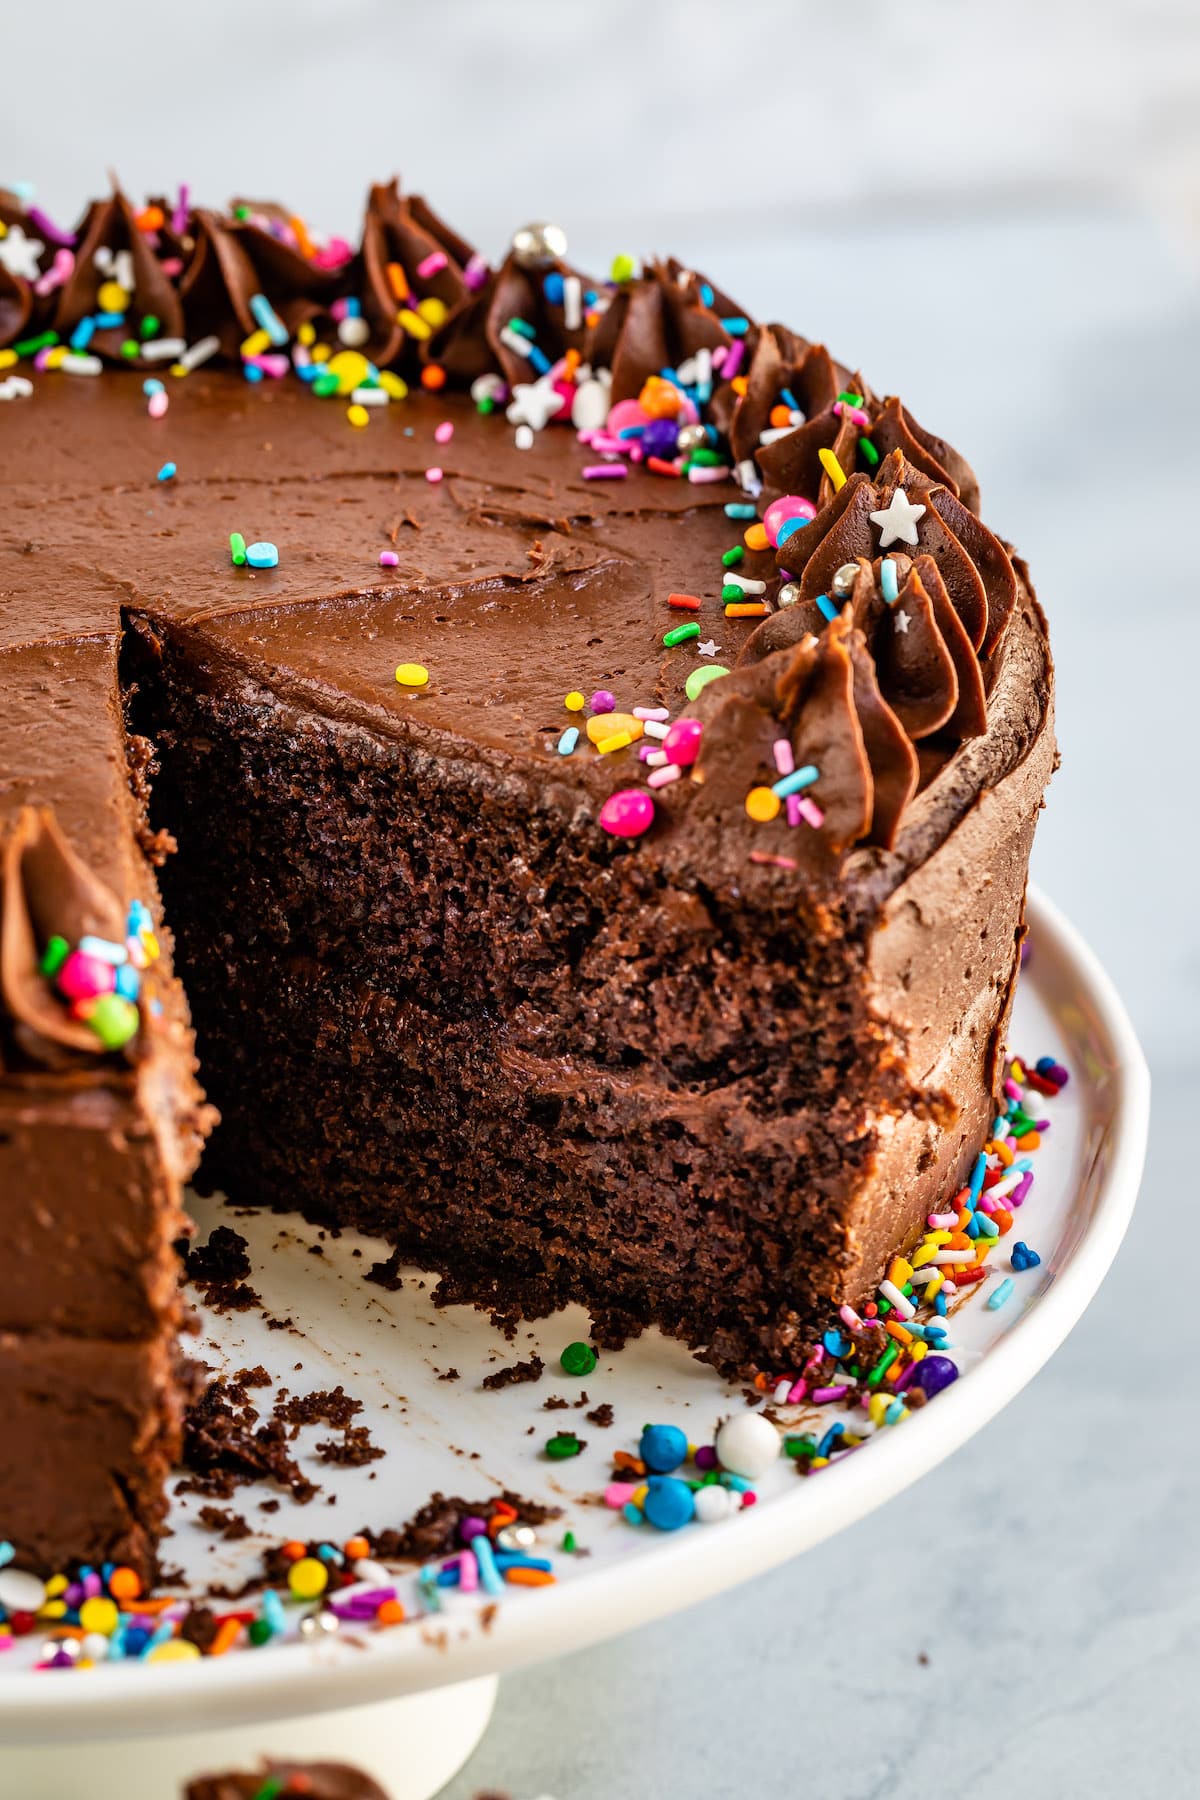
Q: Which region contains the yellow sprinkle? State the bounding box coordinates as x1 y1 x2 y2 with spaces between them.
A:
631 1484 648 1507
147 1639 201 1664
326 349 371 393
417 297 448 328
1010 1060 1025 1083
78 1597 119 1636
169 362 188 378
888 1256 913 1287
378 371 409 400
743 523 769 552
585 712 642 746
910 1339 928 1362
347 403 370 428
597 731 633 755
911 1244 937 1269
39 1600 67 1620
45 1574 68 1598
298 321 317 347
311 343 331 364
397 308 432 341
564 691 586 712
96 279 130 314
745 786 781 823
0 221 6 238
240 328 271 359
810 1455 830 1469
395 662 429 688
44 346 67 369
0 348 17 369
287 1556 329 1600
818 447 847 491
925 1271 944 1300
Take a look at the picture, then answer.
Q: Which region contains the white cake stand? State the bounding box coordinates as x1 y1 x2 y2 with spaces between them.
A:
0 889 1149 1800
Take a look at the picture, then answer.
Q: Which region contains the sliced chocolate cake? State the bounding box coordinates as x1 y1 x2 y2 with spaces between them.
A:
0 179 1054 1577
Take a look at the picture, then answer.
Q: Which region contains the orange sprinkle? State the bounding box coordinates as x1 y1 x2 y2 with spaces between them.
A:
725 602 767 617
730 376 749 397
209 1618 243 1657
563 348 581 378
744 524 769 552
421 364 446 391
127 1596 180 1616
289 214 316 261
135 205 165 233
613 1450 646 1475
108 1567 141 1602
886 1321 913 1345
504 1568 555 1587
376 1598 406 1625
387 261 410 302
282 1540 307 1562
993 1207 1014 1235
344 1535 371 1561
994 1140 1015 1167
1021 1132 1042 1152
753 1372 770 1392
769 404 793 429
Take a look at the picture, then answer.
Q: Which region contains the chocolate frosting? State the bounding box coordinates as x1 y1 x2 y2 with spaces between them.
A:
0 805 133 1064
185 1760 391 1800
2 178 1031 869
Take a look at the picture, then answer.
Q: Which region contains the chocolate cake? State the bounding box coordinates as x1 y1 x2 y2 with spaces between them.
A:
0 179 1054 1578
185 1759 390 1800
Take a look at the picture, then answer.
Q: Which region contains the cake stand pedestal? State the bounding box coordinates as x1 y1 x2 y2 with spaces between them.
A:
2 1674 498 1800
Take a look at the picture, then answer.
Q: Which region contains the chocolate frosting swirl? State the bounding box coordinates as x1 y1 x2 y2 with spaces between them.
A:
179 206 344 357
358 178 479 371
0 806 135 1067
54 188 185 365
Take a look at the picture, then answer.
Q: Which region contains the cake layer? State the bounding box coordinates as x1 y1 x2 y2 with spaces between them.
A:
0 1330 185 1577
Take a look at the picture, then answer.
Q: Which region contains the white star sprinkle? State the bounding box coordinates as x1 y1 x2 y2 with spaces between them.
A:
698 639 721 657
894 608 911 635
0 224 45 282
506 377 563 433
870 486 926 549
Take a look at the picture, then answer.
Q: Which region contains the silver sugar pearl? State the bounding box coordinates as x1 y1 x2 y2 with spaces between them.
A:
299 1608 340 1640
831 561 861 599
676 423 708 452
777 583 800 608
496 1525 538 1552
511 222 568 268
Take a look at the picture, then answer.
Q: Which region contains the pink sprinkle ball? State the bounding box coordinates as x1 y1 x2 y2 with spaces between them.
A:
662 718 703 767
147 391 168 419
599 789 655 839
434 421 454 445
56 951 117 1002
762 493 816 548
590 689 616 714
425 466 443 483
378 550 399 568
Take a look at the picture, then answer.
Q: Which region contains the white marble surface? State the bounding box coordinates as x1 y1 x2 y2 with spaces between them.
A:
435 205 1196 1797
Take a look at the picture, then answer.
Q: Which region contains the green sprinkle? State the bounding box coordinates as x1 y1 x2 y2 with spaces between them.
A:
721 546 745 567
247 1618 273 1646
85 993 140 1050
14 331 57 358
723 584 750 602
610 253 637 284
560 1341 597 1377
688 447 725 467
561 1530 577 1553
685 664 729 702
506 317 537 340
477 394 495 415
837 390 864 406
139 314 160 340
545 1431 584 1461
867 1342 900 1387
230 532 247 566
233 204 251 220
859 437 879 468
784 1435 818 1459
663 622 701 647
250 1779 286 1800
38 935 70 978
312 372 340 397
120 340 139 360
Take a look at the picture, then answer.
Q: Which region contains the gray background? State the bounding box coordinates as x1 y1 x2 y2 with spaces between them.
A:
4 4 1195 1793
